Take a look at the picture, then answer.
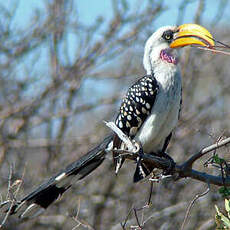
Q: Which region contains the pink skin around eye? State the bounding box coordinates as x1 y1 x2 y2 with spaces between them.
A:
160 49 178 65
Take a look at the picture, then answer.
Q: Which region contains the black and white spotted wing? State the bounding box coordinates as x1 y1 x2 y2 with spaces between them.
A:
113 74 159 173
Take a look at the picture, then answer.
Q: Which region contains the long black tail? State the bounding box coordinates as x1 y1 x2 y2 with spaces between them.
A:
9 135 113 218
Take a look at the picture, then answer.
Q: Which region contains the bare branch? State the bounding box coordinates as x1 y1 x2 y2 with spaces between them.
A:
182 136 230 169
112 202 187 230
180 185 210 230
0 165 15 228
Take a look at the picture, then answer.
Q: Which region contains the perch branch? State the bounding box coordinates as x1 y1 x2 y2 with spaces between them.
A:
107 122 230 187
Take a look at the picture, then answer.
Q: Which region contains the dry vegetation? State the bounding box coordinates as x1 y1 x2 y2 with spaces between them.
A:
0 0 230 229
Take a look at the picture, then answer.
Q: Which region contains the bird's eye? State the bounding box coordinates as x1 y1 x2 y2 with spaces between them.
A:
162 30 174 41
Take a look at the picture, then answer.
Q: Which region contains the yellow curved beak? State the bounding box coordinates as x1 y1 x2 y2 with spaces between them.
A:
170 23 215 48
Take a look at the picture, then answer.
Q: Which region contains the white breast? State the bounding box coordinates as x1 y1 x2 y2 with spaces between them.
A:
135 64 181 154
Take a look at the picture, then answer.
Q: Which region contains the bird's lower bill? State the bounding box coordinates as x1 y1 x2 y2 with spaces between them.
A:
170 23 215 48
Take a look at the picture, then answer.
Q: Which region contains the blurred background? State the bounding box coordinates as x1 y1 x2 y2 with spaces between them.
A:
0 0 230 229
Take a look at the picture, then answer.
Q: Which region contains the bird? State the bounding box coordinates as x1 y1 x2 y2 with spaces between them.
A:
8 24 214 219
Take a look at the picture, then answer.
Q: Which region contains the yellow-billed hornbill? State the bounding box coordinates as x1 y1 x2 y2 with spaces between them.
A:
9 24 214 218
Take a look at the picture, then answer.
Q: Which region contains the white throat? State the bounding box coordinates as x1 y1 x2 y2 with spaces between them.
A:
143 47 178 76
153 61 178 87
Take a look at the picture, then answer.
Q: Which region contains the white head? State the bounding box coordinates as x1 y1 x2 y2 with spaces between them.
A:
143 24 215 75
143 26 178 75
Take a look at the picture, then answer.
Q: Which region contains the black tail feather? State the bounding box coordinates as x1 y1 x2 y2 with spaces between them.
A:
9 135 113 218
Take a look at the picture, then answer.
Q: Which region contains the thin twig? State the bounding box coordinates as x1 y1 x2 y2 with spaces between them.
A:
195 46 230 56
121 206 133 230
133 207 143 230
72 198 82 230
0 165 26 228
180 184 210 230
182 137 230 169
142 202 187 226
147 181 153 206
0 165 14 228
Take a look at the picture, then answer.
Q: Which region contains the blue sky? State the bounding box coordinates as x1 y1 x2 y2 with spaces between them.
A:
1 0 230 96
1 0 230 136
2 0 230 30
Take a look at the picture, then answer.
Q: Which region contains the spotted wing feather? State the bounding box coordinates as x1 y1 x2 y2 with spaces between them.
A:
113 75 159 174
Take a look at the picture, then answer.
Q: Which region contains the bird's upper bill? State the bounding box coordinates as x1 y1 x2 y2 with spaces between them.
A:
170 23 215 48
